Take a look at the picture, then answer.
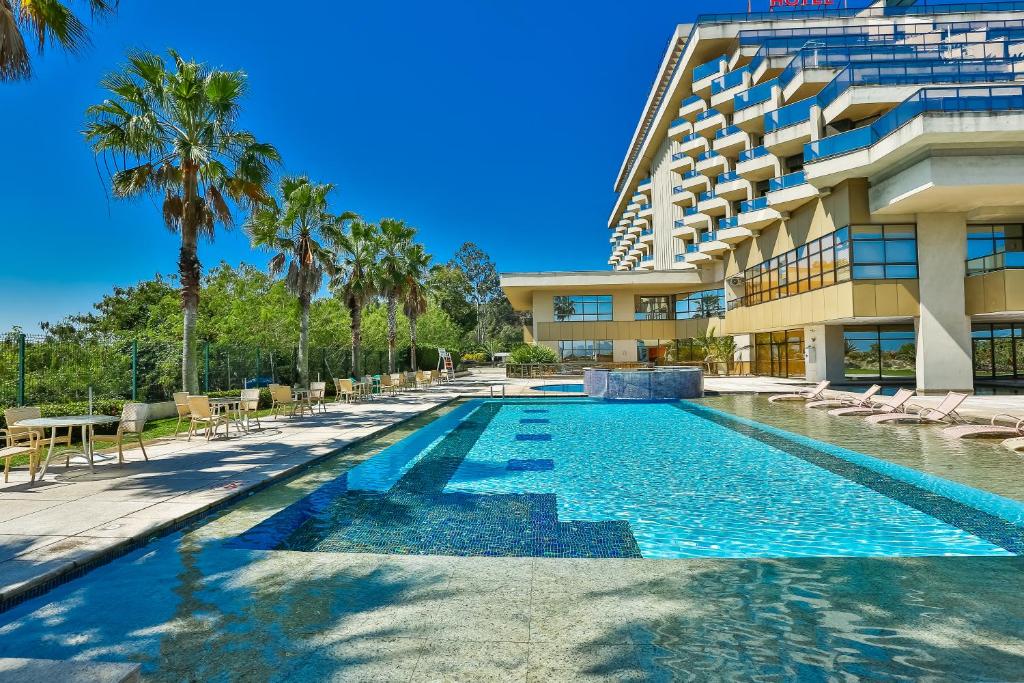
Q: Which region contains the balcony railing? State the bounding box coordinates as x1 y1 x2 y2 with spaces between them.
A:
806 85 1024 162
740 196 769 212
719 216 739 229
674 219 686 228
966 250 1024 275
683 169 700 180
683 133 702 144
769 170 808 192
670 117 687 129
673 185 686 194
694 57 727 83
718 170 740 183
640 203 652 210
686 244 700 253
764 97 816 133
682 94 704 108
698 190 716 202
695 108 720 122
697 150 719 162
715 125 743 140
639 177 652 186
734 78 777 111
674 253 687 262
738 145 769 162
641 227 654 236
711 66 750 95
684 206 699 216
696 2 1024 24
700 231 717 243
671 151 687 161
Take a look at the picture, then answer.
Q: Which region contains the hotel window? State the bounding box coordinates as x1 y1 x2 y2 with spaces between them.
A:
675 289 726 319
552 295 612 322
966 224 1024 275
753 329 805 378
849 224 918 280
843 326 916 380
971 323 1024 380
557 340 613 362
635 296 672 321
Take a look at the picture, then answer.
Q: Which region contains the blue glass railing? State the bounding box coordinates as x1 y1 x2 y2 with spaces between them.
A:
695 3 1024 25
639 177 652 186
745 33 879 74
686 244 700 253
701 231 717 243
671 151 687 162
769 170 807 192
735 79 777 111
696 108 720 123
672 185 685 194
718 170 740 183
682 133 702 144
674 219 686 228
764 97 816 133
682 169 700 180
697 150 719 162
670 117 687 129
806 85 1024 162
720 216 739 229
684 206 699 216
741 196 769 212
778 43 925 91
966 250 1024 274
816 58 1024 110
738 145 768 162
674 253 687 262
640 256 653 263
641 227 654 236
712 66 750 95
694 57 727 83
640 203 652 210
715 125 743 140
681 94 704 109
698 190 715 202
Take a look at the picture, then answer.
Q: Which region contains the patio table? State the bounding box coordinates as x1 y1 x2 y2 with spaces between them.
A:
16 414 121 482
209 397 245 436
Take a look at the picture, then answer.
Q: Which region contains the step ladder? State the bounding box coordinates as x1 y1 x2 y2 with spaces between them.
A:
437 348 455 383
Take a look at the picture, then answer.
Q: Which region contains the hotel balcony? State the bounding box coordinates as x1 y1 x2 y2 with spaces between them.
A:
781 65 836 103
717 216 755 245
695 150 728 176
672 219 696 239
679 170 709 194
698 230 730 257
627 201 641 211
714 170 751 200
684 243 713 265
623 210 636 220
678 95 707 122
712 125 750 156
693 108 726 138
637 176 653 192
639 227 655 244
696 190 728 217
692 57 727 98
682 206 712 230
737 195 782 231
766 171 817 212
669 150 694 174
710 66 752 113
679 132 708 158
626 222 642 236
668 116 692 142
672 253 698 271
733 79 781 132
764 97 817 157
631 193 646 204
638 203 654 218
671 185 696 207
735 146 777 182
637 256 655 271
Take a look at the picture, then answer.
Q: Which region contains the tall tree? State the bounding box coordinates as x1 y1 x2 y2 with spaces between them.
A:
376 218 415 373
247 176 356 387
0 0 117 81
401 243 432 372
332 220 379 377
449 242 500 344
84 50 280 392
427 265 477 335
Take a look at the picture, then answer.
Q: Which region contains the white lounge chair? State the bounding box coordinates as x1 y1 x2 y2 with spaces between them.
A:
827 388 915 417
806 384 881 410
768 380 830 403
866 391 968 426
944 413 1024 439
1001 436 1024 453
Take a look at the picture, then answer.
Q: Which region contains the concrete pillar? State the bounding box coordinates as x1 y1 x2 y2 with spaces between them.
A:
915 213 974 394
803 324 846 383
613 339 638 363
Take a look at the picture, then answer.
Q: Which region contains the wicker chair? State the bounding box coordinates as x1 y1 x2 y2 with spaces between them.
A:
240 388 262 429
271 385 298 418
4 406 73 451
379 373 398 396
0 429 39 483
91 403 149 463
173 392 191 436
186 396 226 441
334 378 356 403
309 381 327 414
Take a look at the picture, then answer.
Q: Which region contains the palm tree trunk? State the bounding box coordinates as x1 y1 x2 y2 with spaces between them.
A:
297 294 310 388
350 304 362 377
179 167 201 393
409 311 418 372
386 295 398 373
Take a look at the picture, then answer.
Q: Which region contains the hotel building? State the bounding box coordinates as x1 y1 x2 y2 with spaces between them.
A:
501 0 1024 393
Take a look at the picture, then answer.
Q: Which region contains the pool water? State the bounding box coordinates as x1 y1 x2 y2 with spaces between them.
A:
532 383 584 393
236 399 1024 559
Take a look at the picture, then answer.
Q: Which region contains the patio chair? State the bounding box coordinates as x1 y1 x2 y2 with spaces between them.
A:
827 388 915 417
416 370 431 389
334 378 357 403
379 373 398 396
406 371 418 390
390 372 405 393
186 396 227 441
806 384 881 410
90 402 149 463
309 382 327 414
239 388 262 430
867 391 968 426
767 380 830 403
943 413 1024 439
1001 435 1024 453
173 392 190 436
271 385 298 418
4 406 73 451
429 370 440 385
0 428 38 483
359 376 376 400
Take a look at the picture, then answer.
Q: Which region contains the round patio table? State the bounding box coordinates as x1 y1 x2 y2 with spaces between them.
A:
209 397 245 435
16 415 121 482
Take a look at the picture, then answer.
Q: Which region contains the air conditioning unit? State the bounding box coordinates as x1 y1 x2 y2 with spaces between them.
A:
727 275 745 287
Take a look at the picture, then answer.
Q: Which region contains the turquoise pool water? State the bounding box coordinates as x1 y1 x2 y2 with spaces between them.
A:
237 398 1024 559
532 383 584 393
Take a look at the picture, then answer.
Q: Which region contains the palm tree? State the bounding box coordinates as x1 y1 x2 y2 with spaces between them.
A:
247 176 357 388
1 0 117 81
84 50 279 392
332 220 380 377
376 218 416 373
401 243 432 372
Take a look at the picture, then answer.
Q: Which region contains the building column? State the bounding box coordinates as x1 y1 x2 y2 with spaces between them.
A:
803 324 846 383
915 213 974 394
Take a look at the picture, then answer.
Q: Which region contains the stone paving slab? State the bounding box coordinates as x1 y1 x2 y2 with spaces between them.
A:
0 658 140 683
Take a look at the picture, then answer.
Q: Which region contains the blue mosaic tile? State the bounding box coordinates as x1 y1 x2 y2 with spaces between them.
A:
507 458 554 472
515 433 551 441
519 418 550 424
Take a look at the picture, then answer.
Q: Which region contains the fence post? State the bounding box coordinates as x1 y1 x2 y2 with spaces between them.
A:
16 333 26 407
131 340 138 401
203 342 210 393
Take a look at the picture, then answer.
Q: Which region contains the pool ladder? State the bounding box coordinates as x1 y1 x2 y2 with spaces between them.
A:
489 384 506 398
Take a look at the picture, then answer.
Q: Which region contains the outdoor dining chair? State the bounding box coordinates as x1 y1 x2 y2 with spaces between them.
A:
334 378 357 403
186 396 227 441
91 402 149 463
379 373 398 396
309 382 327 414
4 406 73 464
0 428 38 483
239 388 262 429
173 391 191 436
271 385 298 418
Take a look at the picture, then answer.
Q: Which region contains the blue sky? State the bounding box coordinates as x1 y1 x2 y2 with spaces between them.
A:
1 0 752 331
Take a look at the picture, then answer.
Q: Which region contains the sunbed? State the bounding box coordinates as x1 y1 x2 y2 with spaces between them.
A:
866 391 968 425
827 388 915 417
806 384 881 410
768 380 830 403
943 413 1024 439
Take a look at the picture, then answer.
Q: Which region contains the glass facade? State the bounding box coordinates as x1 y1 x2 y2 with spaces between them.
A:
966 224 1024 275
635 296 672 321
738 225 917 307
843 326 916 379
972 324 1024 380
637 339 706 364
754 329 805 378
552 295 612 322
557 340 613 362
675 289 726 319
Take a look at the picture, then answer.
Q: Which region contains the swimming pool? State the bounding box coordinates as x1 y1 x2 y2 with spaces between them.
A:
235 399 1024 559
531 383 584 393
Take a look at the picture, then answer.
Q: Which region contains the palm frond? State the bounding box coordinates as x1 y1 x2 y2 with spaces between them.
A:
0 0 30 80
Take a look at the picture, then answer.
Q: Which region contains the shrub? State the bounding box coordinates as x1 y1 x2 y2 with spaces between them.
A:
461 352 489 364
508 344 558 365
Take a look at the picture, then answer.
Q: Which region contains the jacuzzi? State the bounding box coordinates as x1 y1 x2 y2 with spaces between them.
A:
583 366 703 400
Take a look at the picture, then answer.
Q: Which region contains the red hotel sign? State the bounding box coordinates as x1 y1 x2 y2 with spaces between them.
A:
769 0 837 6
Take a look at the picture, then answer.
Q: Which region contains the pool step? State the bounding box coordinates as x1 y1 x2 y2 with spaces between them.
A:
0 658 140 682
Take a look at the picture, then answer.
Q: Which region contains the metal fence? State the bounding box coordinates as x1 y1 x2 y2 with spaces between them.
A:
0 332 427 409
